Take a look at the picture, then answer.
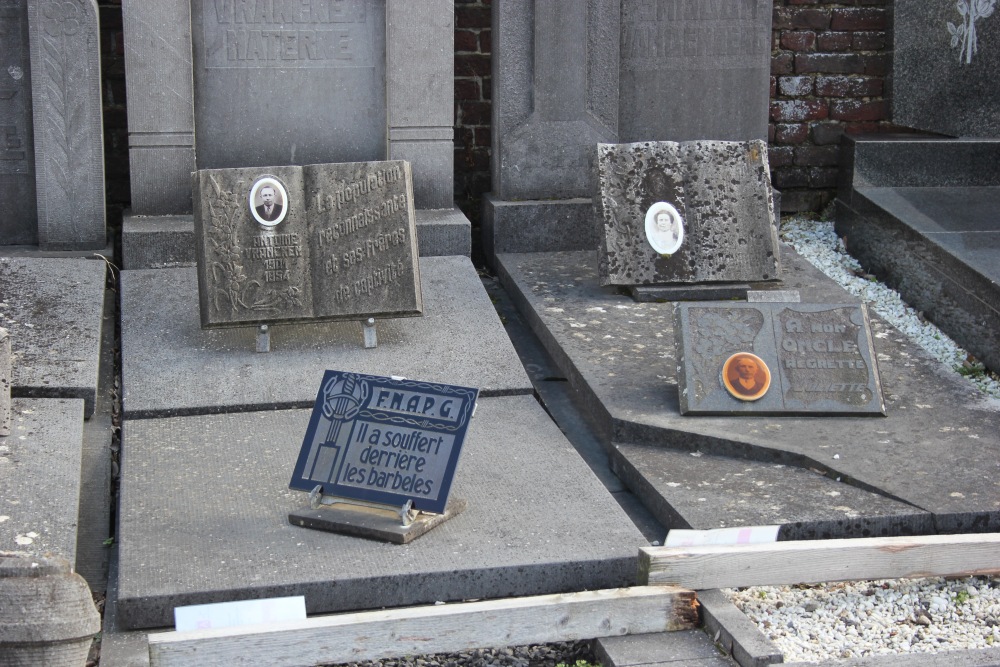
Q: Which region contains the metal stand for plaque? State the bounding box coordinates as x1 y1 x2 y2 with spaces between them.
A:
362 318 377 348
288 485 466 544
257 324 271 353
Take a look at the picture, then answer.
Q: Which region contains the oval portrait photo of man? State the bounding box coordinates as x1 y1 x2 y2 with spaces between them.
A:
249 176 289 228
721 352 771 402
644 201 685 255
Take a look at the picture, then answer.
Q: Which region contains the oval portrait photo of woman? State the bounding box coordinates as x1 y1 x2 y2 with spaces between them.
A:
644 201 685 255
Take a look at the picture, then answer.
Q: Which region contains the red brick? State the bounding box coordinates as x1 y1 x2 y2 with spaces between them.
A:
795 145 839 167
852 31 887 51
768 146 795 168
775 123 809 144
770 99 829 122
771 53 794 75
454 78 481 101
773 8 832 31
862 53 890 76
814 75 882 97
779 189 830 214
845 121 882 135
457 101 491 125
474 127 492 148
770 76 777 98
831 8 888 32
455 29 478 53
795 53 865 74
817 32 852 52
481 76 492 100
811 122 845 145
830 99 888 122
479 28 492 53
455 54 490 77
772 167 811 189
778 76 814 97
456 6 490 30
809 167 840 188
781 30 816 51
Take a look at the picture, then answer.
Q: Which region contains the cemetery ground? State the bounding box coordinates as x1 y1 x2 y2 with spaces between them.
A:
23 213 992 667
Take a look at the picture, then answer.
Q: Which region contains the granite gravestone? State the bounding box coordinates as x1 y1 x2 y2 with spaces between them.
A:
894 0 1000 137
192 160 421 327
289 370 478 515
597 140 780 286
484 0 772 263
675 302 886 415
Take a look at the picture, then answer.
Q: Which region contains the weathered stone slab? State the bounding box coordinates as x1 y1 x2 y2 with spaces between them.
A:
675 302 885 415
0 328 9 436
496 249 1000 531
193 161 421 327
120 256 531 418
619 0 771 142
893 1 1000 137
0 0 37 246
0 398 85 560
0 257 106 417
27 0 105 249
597 141 780 286
116 395 649 629
595 630 735 667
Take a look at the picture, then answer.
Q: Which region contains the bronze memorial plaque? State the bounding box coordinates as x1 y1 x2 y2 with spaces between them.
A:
193 160 422 328
675 302 886 415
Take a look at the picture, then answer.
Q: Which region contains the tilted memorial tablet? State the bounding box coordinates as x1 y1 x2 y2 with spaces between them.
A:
597 140 780 287
193 161 421 327
675 302 886 416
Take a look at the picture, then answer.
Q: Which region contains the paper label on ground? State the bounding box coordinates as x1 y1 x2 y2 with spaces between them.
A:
664 525 780 547
174 596 306 632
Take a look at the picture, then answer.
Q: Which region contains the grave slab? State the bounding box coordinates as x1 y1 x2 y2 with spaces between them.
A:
496 249 1000 533
0 257 106 417
0 398 84 560
120 256 531 418
116 395 650 630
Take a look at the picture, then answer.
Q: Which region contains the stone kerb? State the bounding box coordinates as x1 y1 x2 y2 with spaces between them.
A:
0 327 9 437
27 0 106 249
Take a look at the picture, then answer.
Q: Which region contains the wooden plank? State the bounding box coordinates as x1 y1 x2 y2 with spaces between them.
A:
148 586 698 667
639 533 1000 590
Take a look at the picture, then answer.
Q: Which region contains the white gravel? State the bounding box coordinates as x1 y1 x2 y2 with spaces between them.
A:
723 216 1000 662
728 577 1000 662
780 216 1000 399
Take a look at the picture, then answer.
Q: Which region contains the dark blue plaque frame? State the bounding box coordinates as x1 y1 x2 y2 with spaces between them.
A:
290 370 479 514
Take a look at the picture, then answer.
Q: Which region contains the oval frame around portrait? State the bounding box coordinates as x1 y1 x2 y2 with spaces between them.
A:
644 201 685 255
248 175 289 228
721 352 771 402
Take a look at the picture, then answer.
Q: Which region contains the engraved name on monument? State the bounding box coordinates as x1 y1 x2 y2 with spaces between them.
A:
676 302 886 415
597 140 780 287
193 160 421 327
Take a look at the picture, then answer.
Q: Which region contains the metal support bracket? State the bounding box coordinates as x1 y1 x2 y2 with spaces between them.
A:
308 485 418 527
257 324 271 353
363 318 377 349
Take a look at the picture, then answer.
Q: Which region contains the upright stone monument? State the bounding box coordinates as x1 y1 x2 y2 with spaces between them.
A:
484 0 772 264
122 0 464 266
894 0 1000 137
0 0 106 250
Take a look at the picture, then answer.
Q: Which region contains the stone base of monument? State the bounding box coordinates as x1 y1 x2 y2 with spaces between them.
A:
837 135 1000 374
629 283 753 303
496 248 1000 535
482 195 598 269
288 497 466 544
121 208 473 270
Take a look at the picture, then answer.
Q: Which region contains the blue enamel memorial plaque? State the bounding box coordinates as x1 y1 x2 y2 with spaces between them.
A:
290 370 479 514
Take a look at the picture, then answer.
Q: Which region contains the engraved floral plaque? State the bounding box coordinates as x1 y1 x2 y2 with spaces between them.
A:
675 302 886 415
192 161 422 327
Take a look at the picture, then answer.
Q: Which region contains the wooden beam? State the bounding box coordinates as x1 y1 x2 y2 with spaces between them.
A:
148 586 697 667
639 533 1000 590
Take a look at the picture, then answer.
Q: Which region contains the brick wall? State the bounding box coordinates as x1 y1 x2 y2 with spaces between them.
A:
98 0 129 241
769 0 897 213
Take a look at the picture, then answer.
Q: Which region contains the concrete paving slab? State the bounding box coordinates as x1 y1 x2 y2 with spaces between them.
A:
0 257 106 417
116 395 649 630
496 250 1000 534
596 630 736 666
120 256 531 418
0 398 85 560
611 444 931 540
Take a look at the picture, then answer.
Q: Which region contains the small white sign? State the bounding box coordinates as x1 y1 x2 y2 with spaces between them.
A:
174 596 306 632
664 525 780 547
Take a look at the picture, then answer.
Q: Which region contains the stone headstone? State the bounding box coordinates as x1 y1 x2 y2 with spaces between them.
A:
192 161 422 327
675 302 886 415
484 0 772 263
0 327 9 436
597 140 780 286
289 370 479 515
0 0 37 245
894 1 1000 137
27 0 105 249
124 0 455 215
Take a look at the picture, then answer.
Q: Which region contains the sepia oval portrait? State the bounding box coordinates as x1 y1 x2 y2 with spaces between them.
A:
249 176 288 228
644 202 685 255
721 352 771 402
